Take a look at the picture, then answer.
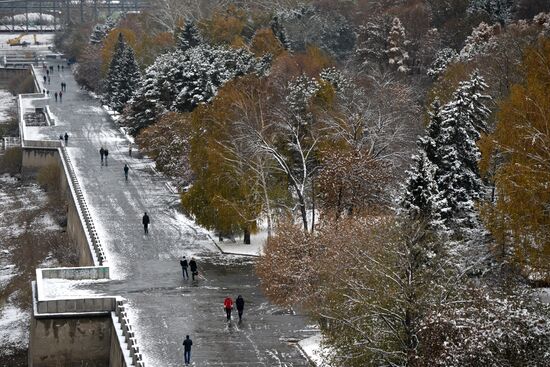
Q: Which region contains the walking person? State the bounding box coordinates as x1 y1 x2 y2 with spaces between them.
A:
224 296 234 321
43 75 46 84
64 132 68 145
104 148 109 165
59 91 63 102
54 92 58 102
180 256 189 280
99 147 105 164
128 144 132 157
60 82 64 91
182 335 192 365
142 212 150 234
236 295 245 322
46 90 49 97
189 258 198 280
57 64 60 71
124 164 129 181
47 76 50 85
46 69 49 76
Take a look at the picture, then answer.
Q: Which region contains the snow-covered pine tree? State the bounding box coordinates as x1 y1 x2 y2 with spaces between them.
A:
459 22 500 61
89 16 117 44
467 0 513 25
102 33 142 113
427 48 458 79
123 45 263 135
401 99 448 229
175 19 202 52
355 18 390 71
270 15 291 51
386 17 410 73
401 149 447 229
435 73 491 228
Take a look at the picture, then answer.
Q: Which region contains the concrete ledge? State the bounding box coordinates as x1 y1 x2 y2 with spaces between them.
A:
41 266 110 280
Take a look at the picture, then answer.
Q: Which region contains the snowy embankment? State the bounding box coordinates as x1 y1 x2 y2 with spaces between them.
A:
0 173 67 359
298 333 333 367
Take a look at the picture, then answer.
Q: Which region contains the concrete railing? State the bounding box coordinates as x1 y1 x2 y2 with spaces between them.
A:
30 64 41 93
59 147 107 265
115 300 145 367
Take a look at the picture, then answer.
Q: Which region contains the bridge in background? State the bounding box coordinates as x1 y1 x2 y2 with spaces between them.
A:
0 0 150 31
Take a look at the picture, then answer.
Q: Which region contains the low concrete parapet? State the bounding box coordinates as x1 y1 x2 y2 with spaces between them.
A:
41 266 110 280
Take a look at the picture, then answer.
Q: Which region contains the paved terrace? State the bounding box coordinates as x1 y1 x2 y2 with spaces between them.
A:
27 61 314 366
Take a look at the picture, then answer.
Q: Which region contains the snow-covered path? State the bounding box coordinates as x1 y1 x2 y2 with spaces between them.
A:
31 62 313 366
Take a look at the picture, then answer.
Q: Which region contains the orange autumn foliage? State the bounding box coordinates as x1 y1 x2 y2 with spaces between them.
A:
481 38 550 282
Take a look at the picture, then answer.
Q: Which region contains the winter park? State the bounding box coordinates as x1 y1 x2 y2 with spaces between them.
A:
0 1 550 366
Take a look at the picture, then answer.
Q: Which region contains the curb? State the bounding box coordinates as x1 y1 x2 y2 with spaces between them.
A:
206 233 261 258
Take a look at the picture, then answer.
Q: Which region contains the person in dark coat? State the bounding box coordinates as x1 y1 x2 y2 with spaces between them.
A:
236 295 245 322
59 91 62 102
64 132 68 145
142 212 150 234
43 75 46 83
54 92 58 102
100 147 105 164
124 164 129 181
104 148 109 165
224 296 233 321
189 258 197 280
182 335 192 365
180 256 189 279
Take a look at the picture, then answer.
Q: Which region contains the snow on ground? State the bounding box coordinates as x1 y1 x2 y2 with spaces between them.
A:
31 213 62 231
0 90 14 122
124 300 164 367
0 301 28 355
214 228 268 257
41 279 108 300
298 333 333 367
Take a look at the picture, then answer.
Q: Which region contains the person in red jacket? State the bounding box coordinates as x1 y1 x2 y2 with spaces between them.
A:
224 297 233 321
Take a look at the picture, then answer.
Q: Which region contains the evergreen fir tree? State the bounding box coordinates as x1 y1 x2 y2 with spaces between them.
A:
89 17 117 44
175 19 202 52
468 0 513 25
401 150 448 229
419 99 444 167
435 73 491 228
386 17 410 73
103 33 142 113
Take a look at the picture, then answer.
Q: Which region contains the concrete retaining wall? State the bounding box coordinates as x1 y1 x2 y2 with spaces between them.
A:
29 315 112 367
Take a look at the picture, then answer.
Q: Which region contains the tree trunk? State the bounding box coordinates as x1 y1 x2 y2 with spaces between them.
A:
243 228 251 244
311 178 315 233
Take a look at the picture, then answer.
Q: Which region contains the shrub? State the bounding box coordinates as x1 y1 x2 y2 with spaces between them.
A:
0 147 22 174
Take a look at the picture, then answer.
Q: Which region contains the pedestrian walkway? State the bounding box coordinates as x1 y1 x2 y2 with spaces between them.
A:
32 61 313 366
